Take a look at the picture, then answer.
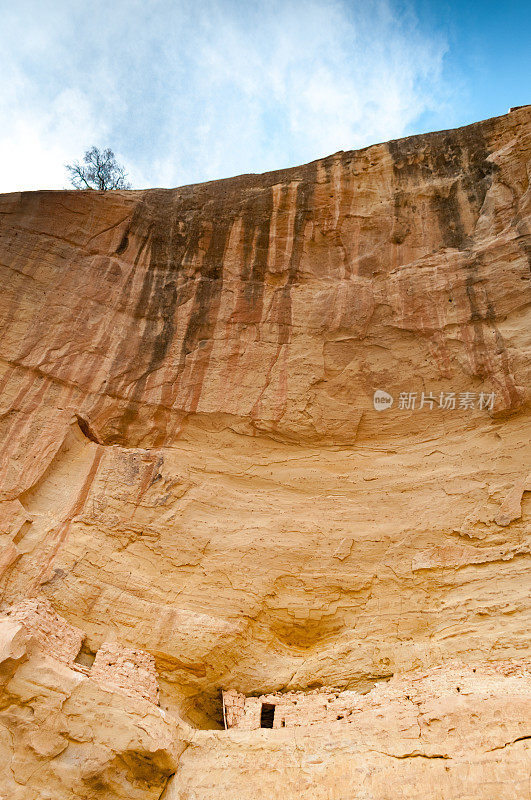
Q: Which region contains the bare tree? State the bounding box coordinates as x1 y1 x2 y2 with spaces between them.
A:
66 147 131 190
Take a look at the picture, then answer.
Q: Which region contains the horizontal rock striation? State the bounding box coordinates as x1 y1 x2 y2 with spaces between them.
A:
0 614 529 799
0 107 529 797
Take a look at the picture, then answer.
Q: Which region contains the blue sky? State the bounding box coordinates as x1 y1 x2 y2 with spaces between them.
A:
0 0 528 192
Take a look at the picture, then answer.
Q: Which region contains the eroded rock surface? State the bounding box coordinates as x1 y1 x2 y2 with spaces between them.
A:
1 613 529 800
0 107 529 797
0 616 185 799
171 662 531 800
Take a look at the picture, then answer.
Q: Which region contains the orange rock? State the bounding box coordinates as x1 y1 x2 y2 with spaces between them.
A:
0 108 529 798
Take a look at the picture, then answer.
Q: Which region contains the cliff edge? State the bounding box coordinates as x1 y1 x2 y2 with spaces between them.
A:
0 107 529 799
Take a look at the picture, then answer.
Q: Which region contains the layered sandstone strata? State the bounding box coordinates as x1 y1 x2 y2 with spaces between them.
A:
0 107 529 797
1 613 529 800
0 615 182 800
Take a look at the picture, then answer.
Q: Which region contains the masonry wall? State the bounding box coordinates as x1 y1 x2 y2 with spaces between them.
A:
7 597 84 665
91 641 160 704
223 687 365 729
4 598 160 705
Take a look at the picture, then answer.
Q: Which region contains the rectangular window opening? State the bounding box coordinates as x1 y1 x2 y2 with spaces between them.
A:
260 703 276 728
74 643 96 668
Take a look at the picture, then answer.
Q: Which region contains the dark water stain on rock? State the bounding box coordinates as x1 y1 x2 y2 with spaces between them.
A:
267 164 317 346
115 229 129 255
176 211 230 377
431 181 467 249
464 267 491 380
231 186 274 325
388 123 498 252
464 257 521 407
96 193 188 442
101 180 270 440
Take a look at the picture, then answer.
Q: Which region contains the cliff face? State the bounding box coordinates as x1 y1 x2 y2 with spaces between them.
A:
0 108 529 798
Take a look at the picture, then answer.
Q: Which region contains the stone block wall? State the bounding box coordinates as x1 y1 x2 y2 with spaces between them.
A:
4 599 160 705
222 687 365 729
6 597 84 665
91 641 160 704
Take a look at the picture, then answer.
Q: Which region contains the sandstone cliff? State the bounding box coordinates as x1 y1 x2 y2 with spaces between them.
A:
0 107 529 798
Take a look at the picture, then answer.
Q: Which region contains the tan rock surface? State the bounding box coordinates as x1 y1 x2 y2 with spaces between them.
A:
0 615 528 799
170 662 531 800
0 617 185 800
0 107 529 796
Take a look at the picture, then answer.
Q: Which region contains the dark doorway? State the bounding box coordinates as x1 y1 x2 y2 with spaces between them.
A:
260 703 276 728
74 642 96 668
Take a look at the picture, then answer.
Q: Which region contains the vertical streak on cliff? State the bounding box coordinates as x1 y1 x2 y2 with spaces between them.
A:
218 187 275 409
463 260 521 407
94 191 190 443
385 124 524 407
30 446 103 592
332 155 350 280
172 209 230 416
116 192 181 442
251 166 317 422
87 211 153 441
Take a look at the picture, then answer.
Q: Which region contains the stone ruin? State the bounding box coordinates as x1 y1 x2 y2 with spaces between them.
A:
7 599 369 726
222 686 365 729
7 597 84 665
5 597 159 704
91 641 159 704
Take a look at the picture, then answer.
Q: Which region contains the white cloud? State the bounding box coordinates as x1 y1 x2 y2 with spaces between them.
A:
0 84 107 192
0 0 451 192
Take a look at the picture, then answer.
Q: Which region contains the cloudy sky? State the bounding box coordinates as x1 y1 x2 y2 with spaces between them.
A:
0 0 528 192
